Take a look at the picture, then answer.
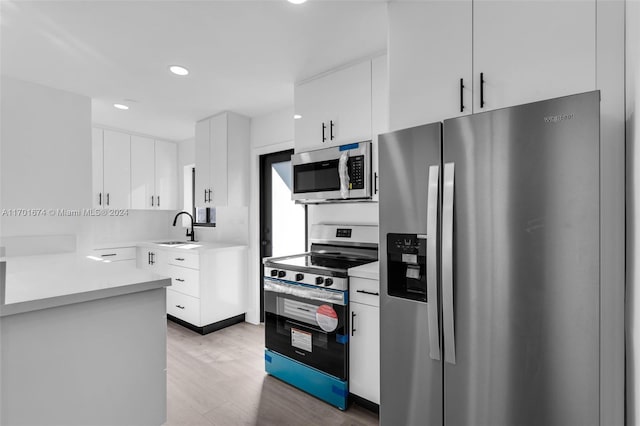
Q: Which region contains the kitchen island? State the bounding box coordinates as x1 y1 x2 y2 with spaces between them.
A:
0 253 170 426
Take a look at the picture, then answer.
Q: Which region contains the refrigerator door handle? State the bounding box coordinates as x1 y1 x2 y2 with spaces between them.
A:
443 162 456 364
426 165 441 360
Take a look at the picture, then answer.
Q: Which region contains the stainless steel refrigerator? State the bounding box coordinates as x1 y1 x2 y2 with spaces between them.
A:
379 91 600 426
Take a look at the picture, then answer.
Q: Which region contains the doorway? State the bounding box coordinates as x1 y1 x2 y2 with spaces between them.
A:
259 149 307 322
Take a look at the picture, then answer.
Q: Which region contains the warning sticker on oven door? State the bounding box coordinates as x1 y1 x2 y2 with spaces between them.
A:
291 328 312 352
316 304 338 332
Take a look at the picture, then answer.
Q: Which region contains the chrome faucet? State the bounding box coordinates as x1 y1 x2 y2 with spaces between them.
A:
172 212 196 242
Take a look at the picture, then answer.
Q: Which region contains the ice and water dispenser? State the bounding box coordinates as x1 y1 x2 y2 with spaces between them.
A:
386 233 427 302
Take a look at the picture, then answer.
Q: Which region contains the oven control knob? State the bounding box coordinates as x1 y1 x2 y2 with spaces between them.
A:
277 270 286 278
295 273 304 281
324 278 334 287
270 269 278 277
315 277 324 285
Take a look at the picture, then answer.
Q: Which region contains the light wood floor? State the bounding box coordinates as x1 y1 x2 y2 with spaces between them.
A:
165 320 379 426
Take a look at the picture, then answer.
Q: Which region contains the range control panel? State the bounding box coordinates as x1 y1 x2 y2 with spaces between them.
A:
264 267 347 291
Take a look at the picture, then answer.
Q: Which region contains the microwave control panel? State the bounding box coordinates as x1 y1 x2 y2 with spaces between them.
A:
348 156 365 190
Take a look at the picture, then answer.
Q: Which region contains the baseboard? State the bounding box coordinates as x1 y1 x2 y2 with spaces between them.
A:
167 313 246 335
350 393 379 414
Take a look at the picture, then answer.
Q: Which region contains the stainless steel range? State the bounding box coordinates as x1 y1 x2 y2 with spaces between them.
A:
263 224 378 410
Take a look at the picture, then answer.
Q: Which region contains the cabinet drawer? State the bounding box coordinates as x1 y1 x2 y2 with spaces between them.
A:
168 252 199 269
167 289 201 326
167 265 200 298
350 277 380 307
93 247 136 262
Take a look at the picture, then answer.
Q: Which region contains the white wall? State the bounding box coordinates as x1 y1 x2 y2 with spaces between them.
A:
0 77 175 254
627 0 640 423
0 77 93 251
247 106 295 324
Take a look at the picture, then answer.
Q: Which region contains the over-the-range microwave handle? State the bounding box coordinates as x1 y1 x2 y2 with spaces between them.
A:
442 162 456 364
426 165 441 361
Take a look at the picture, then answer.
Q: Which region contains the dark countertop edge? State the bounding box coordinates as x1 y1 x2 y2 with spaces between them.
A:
0 277 171 318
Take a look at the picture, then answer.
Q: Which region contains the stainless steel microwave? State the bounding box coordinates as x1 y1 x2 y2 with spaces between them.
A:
291 141 372 203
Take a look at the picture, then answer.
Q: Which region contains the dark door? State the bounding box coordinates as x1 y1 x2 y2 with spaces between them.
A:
259 149 307 322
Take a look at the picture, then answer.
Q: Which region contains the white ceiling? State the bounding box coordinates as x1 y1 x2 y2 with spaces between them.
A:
1 0 388 141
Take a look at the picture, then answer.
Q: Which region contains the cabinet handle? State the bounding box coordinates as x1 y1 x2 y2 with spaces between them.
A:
204 189 208 203
106 193 110 206
176 305 185 310
374 172 378 194
208 189 212 203
175 257 185 261
351 311 356 336
175 278 185 282
322 122 327 142
148 251 151 265
330 120 335 140
157 196 160 207
480 72 485 109
356 289 380 296
460 78 465 112
101 253 117 257
99 193 102 206
151 196 155 207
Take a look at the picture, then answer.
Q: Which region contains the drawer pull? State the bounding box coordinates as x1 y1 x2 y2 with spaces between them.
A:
175 278 185 282
175 258 185 261
175 305 185 309
356 289 379 296
100 253 117 257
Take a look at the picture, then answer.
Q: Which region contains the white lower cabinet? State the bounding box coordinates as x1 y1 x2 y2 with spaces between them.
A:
349 276 380 405
137 244 247 332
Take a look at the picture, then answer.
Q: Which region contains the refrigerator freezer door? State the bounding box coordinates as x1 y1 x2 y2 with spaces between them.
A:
442 91 600 426
379 122 443 426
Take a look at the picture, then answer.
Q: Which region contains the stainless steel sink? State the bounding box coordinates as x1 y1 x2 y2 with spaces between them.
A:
156 241 187 246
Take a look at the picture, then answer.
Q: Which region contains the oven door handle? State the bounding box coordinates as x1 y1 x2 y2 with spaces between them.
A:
264 278 346 306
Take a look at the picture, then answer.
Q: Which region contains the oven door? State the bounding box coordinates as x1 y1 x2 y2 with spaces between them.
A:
264 278 348 380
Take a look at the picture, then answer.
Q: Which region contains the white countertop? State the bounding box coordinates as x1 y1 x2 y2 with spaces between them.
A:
348 261 380 280
0 253 170 317
136 240 247 254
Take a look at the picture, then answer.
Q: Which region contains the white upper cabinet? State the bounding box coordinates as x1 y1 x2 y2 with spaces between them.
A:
194 119 211 207
388 1 472 131
154 140 177 210
295 60 372 152
131 136 177 210
131 135 155 209
195 111 250 207
91 128 105 208
209 114 228 207
388 0 596 127
102 129 131 209
473 0 596 111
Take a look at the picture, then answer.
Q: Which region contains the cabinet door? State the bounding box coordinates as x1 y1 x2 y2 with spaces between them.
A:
371 55 388 202
194 119 211 206
154 140 177 210
91 128 104 208
103 130 131 209
388 1 472 131
131 135 155 209
295 61 372 152
210 114 228 206
473 0 596 111
294 74 333 153
325 60 372 146
349 302 380 404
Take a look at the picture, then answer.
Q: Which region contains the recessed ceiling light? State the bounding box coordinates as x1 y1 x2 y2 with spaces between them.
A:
288 0 307 4
294 114 302 119
113 103 129 110
169 65 189 76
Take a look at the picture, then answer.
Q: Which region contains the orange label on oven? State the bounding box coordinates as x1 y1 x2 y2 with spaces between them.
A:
316 304 338 332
